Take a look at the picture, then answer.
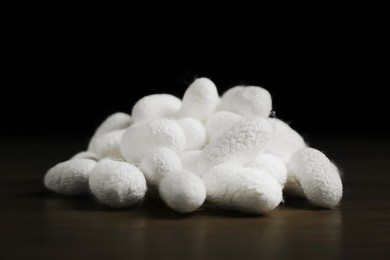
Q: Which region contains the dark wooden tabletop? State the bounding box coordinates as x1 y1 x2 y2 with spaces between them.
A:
1 136 389 259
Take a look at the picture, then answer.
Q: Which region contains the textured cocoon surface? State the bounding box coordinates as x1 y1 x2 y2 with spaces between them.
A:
89 159 147 208
139 148 182 187
266 118 306 161
120 119 186 164
245 154 288 187
93 112 132 137
203 164 282 214
44 159 97 196
72 151 101 161
176 117 207 150
284 174 306 197
218 86 272 117
177 78 219 121
132 94 182 123
180 150 201 173
287 147 343 208
159 169 206 213
88 112 132 152
88 130 125 159
198 117 273 175
205 111 243 141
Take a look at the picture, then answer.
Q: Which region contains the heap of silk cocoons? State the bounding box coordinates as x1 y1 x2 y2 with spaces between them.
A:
44 77 343 215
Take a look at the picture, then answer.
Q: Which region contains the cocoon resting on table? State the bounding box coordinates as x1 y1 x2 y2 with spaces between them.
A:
287 147 343 208
89 159 147 208
44 159 97 196
203 164 282 214
159 169 206 213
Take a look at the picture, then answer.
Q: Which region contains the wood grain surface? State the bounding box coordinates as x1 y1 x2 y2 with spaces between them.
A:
0 136 389 259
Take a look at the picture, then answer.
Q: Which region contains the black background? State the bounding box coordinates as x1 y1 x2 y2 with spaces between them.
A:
3 14 388 139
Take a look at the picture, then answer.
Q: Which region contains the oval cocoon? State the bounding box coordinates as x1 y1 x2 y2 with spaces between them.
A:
89 159 147 208
218 86 272 117
120 119 186 164
159 169 206 213
139 147 182 187
203 164 282 214
132 94 182 123
288 147 343 208
44 159 97 196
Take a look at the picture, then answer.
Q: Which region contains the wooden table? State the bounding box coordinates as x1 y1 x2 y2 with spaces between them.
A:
1 136 389 259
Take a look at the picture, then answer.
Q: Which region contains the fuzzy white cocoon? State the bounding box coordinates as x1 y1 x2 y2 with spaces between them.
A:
120 119 186 164
218 86 272 118
159 169 206 213
266 118 306 161
93 112 132 137
177 78 219 121
176 117 207 150
205 111 243 141
180 150 201 173
132 94 182 123
198 117 273 175
245 154 288 187
44 159 97 196
89 159 147 208
287 147 343 208
88 129 125 159
71 151 101 161
203 164 282 214
139 148 182 187
88 112 132 150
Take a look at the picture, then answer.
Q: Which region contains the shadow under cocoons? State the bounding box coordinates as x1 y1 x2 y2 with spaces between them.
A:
200 205 269 218
40 187 268 217
282 196 336 211
86 192 147 212
39 182 339 216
